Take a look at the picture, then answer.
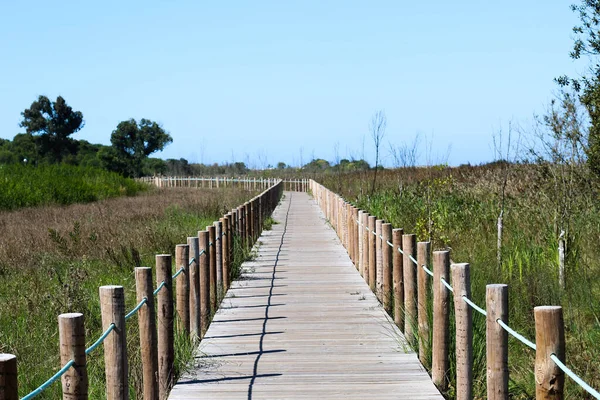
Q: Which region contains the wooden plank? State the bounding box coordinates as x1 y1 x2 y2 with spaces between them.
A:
169 192 443 400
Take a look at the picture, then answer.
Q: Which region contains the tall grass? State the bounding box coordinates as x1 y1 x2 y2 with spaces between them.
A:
320 165 600 399
0 164 146 210
0 188 256 399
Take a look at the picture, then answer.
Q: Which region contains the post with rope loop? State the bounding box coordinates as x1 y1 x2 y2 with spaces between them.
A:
451 263 473 400
382 223 393 315
221 217 230 292
367 216 377 292
375 219 384 302
244 202 251 249
392 228 404 330
0 354 17 400
486 284 509 400
199 231 211 338
99 285 128 400
58 312 87 399
402 234 417 347
156 254 174 399
187 237 201 340
135 267 158 400
357 210 364 274
432 250 450 391
534 306 565 400
207 225 217 311
227 212 234 284
175 244 190 336
417 241 431 368
361 212 370 279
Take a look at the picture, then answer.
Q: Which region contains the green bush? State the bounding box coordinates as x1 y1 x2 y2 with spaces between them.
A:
0 164 146 210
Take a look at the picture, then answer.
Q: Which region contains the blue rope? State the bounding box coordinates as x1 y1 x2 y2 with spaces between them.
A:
85 323 115 355
188 257 195 266
125 298 148 320
21 360 75 400
153 281 166 296
172 266 185 280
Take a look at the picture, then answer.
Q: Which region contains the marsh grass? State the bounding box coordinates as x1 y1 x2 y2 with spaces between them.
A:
320 165 600 399
0 187 256 398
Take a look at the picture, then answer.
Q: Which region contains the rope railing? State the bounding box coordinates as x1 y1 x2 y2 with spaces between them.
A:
5 179 286 400
313 179 599 400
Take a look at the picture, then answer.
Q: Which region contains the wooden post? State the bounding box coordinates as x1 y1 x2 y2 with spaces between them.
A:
207 225 217 311
375 219 384 302
382 223 393 315
432 250 450 391
358 210 364 274
403 234 417 347
362 213 370 279
156 254 174 399
135 267 159 400
227 212 234 280
221 217 230 291
199 231 211 338
368 216 376 292
175 244 190 336
417 241 431 367
393 228 404 329
187 237 200 340
215 221 223 300
451 263 473 400
353 207 359 267
59 313 87 399
534 306 565 400
99 285 128 400
244 202 251 248
0 354 17 400
486 284 509 400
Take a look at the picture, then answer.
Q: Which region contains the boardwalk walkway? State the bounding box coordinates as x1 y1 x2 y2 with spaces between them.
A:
169 191 443 399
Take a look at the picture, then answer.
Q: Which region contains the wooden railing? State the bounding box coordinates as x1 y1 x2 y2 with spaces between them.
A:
0 181 283 400
138 176 309 192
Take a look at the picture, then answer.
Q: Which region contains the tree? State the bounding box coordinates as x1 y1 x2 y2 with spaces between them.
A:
557 1 600 176
276 162 287 170
369 110 386 195
105 118 172 177
19 95 84 163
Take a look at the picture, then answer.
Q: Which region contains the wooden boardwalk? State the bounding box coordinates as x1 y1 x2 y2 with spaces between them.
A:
169 191 443 399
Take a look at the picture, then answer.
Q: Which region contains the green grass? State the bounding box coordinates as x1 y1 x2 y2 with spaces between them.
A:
320 166 600 399
0 164 146 210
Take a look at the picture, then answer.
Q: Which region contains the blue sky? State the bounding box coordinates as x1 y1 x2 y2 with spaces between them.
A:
0 1 584 167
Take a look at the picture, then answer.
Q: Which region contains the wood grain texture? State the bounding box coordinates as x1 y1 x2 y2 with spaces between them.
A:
169 192 442 400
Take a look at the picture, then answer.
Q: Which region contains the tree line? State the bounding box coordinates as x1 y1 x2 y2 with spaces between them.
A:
0 95 172 177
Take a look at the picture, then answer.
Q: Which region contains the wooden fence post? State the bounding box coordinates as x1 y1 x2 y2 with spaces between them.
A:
59 313 87 399
375 219 384 302
215 221 223 300
486 284 509 400
221 217 230 292
135 267 159 400
207 225 217 311
354 208 359 267
403 234 417 346
0 354 17 400
534 306 565 400
199 231 211 338
451 263 473 400
156 254 174 399
417 241 431 367
187 237 200 340
99 285 128 400
175 244 190 336
244 203 251 248
432 250 450 391
393 228 404 329
382 223 393 315
368 216 376 292
361 212 370 278
358 210 364 274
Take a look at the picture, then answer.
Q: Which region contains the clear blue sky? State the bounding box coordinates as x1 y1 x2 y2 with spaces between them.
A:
0 1 584 167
